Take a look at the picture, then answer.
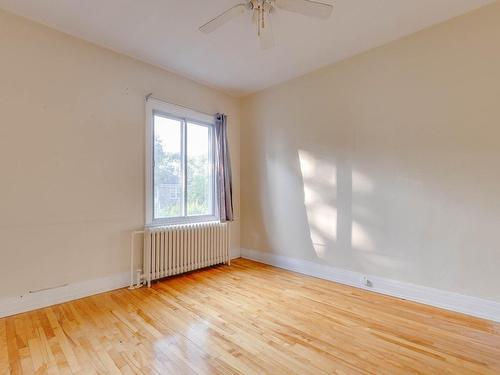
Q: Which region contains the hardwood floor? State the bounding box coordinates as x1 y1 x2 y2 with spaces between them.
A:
1 259 499 374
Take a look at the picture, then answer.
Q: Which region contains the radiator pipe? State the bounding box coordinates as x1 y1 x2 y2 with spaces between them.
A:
129 230 145 289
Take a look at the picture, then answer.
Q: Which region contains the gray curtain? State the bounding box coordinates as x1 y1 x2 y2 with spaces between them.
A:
215 113 234 222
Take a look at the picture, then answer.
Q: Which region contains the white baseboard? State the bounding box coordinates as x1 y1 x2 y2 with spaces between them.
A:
0 251 241 319
241 248 500 323
0 272 130 319
5 248 495 323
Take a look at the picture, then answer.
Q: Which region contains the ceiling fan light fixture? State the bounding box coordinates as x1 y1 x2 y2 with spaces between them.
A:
199 0 333 49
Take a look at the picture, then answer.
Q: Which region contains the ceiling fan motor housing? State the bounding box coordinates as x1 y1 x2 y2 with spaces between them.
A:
249 0 276 12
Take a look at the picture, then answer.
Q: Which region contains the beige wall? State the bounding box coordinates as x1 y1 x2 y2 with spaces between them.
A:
241 2 500 302
0 10 240 298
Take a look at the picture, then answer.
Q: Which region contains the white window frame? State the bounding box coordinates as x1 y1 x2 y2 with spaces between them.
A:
146 99 218 226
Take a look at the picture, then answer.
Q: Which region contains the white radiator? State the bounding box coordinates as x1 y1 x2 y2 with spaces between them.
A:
142 222 230 287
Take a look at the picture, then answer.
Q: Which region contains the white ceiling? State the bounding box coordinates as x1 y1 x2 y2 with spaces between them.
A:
0 0 494 96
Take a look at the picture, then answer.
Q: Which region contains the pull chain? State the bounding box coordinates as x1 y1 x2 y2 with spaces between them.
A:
255 0 270 37
262 5 265 29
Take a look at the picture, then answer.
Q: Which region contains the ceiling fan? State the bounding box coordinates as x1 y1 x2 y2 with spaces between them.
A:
199 0 333 49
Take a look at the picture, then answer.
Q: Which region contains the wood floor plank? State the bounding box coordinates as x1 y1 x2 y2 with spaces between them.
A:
0 321 9 375
1 258 499 374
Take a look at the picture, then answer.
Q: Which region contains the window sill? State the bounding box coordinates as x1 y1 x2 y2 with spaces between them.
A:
146 216 220 228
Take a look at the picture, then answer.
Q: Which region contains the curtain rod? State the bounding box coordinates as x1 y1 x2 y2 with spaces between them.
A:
145 93 216 118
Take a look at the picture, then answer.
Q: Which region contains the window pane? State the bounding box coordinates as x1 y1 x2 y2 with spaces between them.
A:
186 122 212 216
154 115 182 219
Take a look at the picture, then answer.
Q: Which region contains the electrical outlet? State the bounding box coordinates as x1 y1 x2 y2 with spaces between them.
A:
362 275 372 287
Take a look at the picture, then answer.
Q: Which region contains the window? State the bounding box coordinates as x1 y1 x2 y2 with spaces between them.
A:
146 99 217 225
169 186 178 200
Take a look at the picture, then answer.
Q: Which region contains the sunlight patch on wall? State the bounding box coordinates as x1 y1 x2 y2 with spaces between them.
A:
303 186 319 205
309 228 328 258
299 150 337 257
299 150 337 187
352 221 375 252
299 150 316 179
352 169 374 193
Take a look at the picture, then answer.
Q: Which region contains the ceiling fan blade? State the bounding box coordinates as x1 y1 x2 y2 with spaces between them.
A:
260 17 274 50
276 0 333 19
199 4 247 34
